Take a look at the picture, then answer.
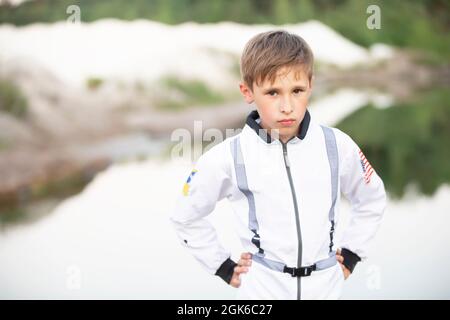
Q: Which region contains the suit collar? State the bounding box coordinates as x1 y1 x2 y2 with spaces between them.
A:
245 109 311 143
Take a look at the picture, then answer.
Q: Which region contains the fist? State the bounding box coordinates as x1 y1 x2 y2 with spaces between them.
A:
336 248 351 280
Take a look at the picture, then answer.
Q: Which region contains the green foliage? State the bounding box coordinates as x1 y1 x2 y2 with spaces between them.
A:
0 205 27 226
0 79 28 118
1 0 448 62
320 0 450 62
0 138 9 151
86 77 104 90
156 76 225 110
336 87 450 198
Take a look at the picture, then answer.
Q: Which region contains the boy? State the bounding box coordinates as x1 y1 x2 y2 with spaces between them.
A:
170 30 387 299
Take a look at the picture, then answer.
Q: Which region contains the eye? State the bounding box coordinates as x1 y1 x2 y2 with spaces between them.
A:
267 90 278 97
293 88 305 94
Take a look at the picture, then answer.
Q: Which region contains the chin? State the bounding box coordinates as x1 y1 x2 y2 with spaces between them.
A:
281 125 299 133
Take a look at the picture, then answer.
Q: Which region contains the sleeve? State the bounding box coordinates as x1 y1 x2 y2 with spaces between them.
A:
169 143 237 284
338 131 387 272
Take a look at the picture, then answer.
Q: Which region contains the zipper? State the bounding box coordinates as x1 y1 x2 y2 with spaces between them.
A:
281 142 303 300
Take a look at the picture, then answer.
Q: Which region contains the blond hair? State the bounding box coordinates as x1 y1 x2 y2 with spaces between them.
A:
240 30 314 89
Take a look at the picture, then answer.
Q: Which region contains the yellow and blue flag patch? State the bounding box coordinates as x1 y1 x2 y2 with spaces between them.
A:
183 169 198 196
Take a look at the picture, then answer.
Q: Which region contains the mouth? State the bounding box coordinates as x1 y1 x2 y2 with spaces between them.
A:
278 119 296 127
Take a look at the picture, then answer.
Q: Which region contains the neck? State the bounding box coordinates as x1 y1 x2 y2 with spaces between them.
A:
279 134 294 144
264 127 295 144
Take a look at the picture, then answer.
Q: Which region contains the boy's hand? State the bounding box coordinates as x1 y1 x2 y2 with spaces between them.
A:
336 248 351 280
230 252 252 288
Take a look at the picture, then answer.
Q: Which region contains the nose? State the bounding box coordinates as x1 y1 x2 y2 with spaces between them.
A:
279 96 293 114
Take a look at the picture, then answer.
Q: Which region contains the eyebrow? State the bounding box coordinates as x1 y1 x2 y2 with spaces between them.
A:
263 85 308 93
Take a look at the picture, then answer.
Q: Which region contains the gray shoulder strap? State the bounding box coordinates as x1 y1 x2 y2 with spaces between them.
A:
230 137 264 256
321 126 339 253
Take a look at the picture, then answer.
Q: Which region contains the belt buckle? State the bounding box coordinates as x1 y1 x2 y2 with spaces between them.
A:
286 266 314 277
303 267 313 277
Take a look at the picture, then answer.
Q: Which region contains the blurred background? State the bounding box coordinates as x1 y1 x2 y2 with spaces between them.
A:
0 0 449 299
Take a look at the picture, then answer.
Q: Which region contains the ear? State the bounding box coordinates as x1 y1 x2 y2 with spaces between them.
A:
239 82 254 104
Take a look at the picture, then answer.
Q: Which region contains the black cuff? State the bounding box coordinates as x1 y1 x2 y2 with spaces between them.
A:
341 248 361 273
215 257 237 284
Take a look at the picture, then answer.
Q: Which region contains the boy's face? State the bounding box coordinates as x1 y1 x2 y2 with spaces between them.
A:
240 66 312 143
